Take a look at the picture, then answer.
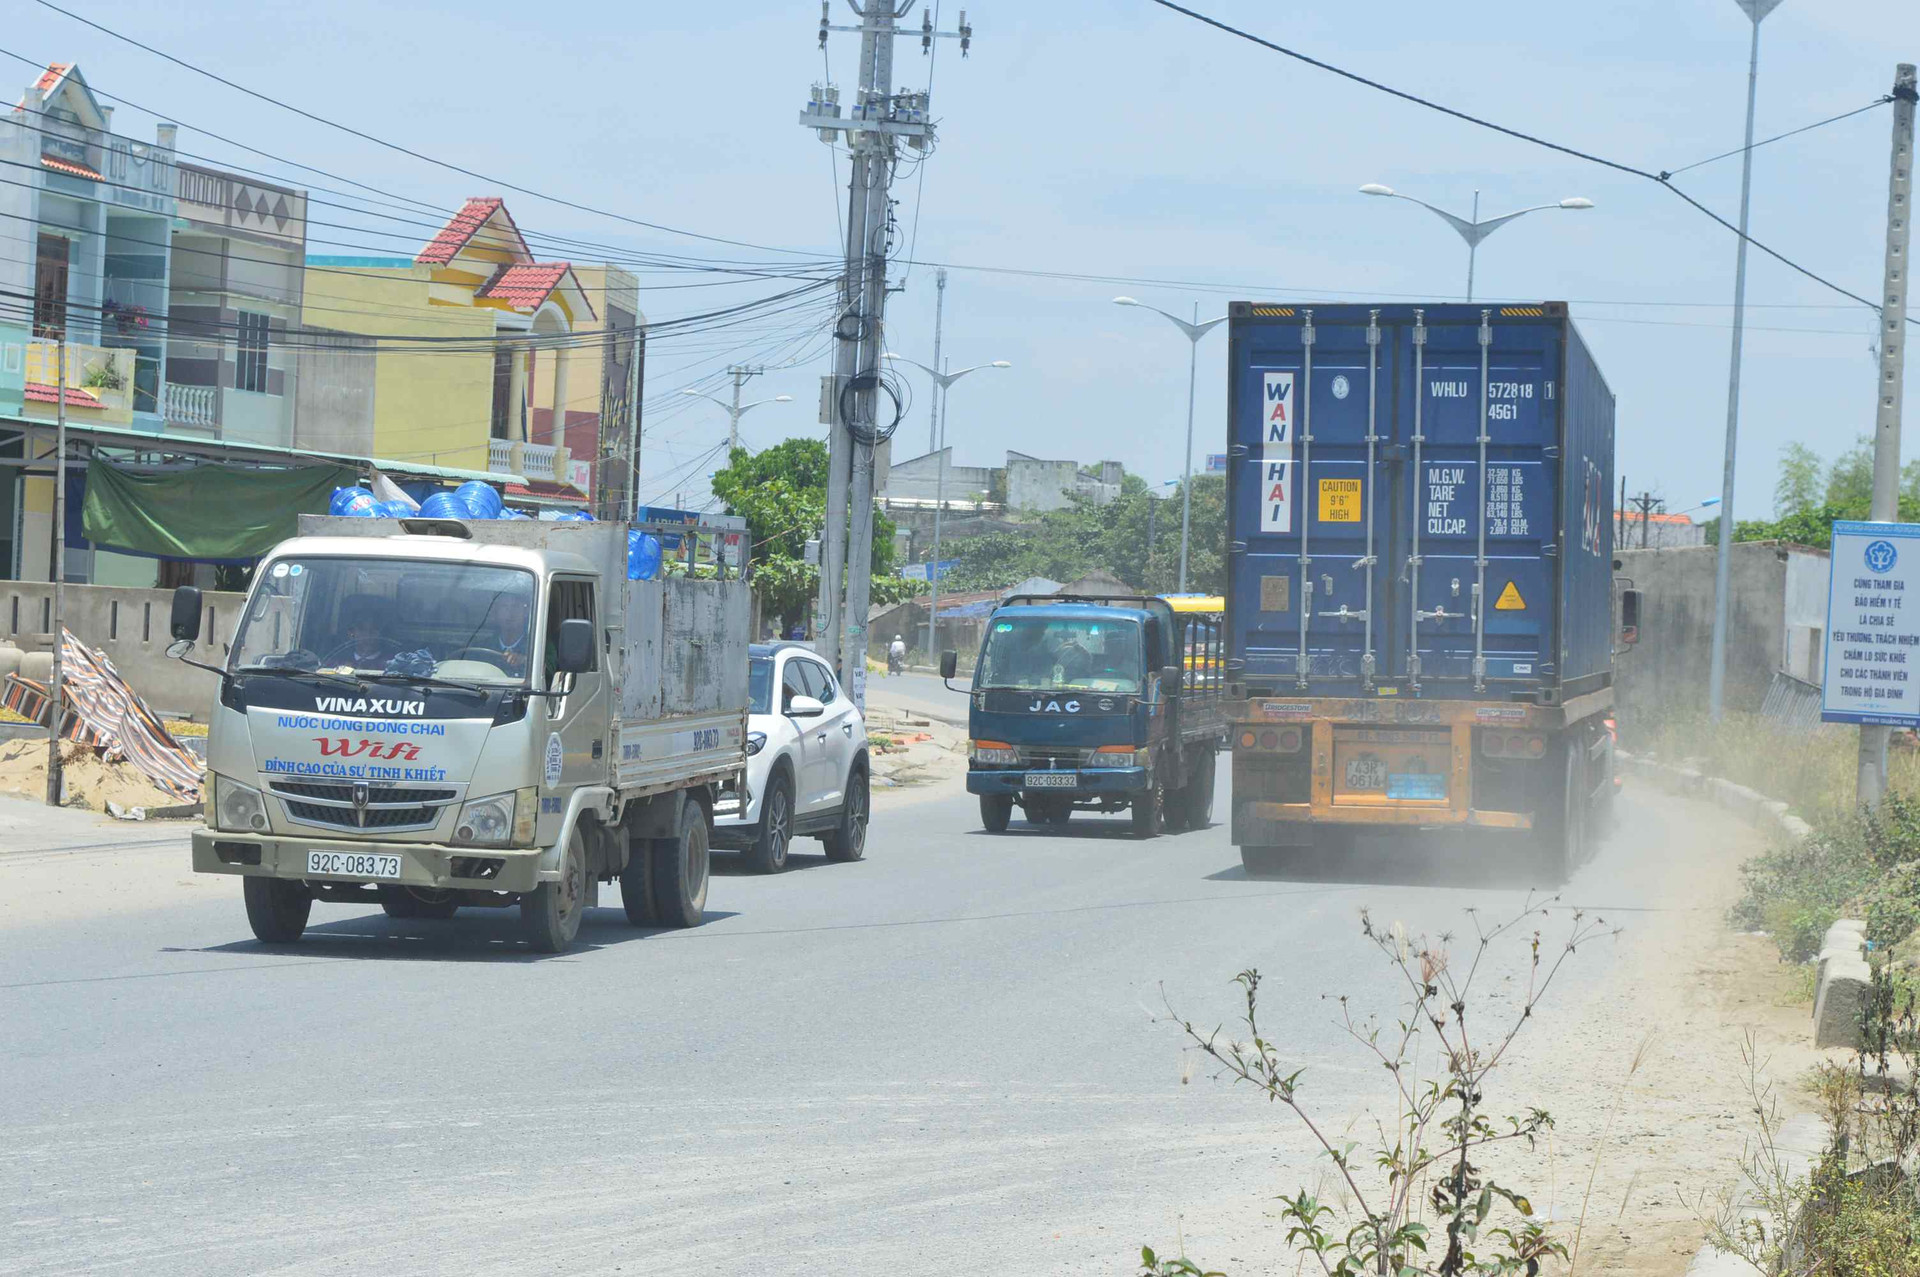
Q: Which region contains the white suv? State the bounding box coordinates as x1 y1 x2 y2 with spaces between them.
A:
712 642 870 873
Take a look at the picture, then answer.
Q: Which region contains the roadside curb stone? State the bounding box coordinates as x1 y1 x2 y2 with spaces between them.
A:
1616 749 1804 843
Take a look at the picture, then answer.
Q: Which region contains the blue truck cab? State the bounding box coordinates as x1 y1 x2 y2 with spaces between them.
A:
943 594 1225 838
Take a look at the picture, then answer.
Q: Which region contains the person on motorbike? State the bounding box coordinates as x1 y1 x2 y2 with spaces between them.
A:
887 634 907 676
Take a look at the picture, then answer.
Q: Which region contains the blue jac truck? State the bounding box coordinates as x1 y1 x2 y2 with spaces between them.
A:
1223 302 1634 879
942 595 1226 837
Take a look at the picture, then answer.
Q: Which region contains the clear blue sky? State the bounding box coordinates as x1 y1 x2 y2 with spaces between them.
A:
12 0 1914 518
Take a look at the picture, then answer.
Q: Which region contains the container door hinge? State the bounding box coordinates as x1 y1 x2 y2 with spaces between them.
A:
1542 543 1560 557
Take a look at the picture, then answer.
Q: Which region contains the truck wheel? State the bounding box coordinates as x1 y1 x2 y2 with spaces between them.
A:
980 793 1013 832
1131 781 1164 839
1537 746 1586 885
378 887 458 920
650 801 710 929
823 764 869 862
745 770 794 874
243 876 311 943
521 826 588 952
1186 751 1217 830
619 823 654 926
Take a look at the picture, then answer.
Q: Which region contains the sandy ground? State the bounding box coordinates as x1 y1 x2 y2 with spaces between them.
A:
0 737 199 815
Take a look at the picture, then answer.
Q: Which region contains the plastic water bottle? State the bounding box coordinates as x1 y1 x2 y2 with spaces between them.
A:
331 486 374 515
418 492 467 520
627 531 662 580
455 481 503 519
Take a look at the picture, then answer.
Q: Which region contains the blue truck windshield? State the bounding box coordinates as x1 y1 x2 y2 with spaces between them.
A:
976 616 1143 694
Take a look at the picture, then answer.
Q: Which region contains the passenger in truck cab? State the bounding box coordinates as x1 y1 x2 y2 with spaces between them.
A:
323 595 400 670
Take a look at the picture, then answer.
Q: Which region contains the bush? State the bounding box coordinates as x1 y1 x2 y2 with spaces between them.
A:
1859 862 1920 953
1733 792 1920 961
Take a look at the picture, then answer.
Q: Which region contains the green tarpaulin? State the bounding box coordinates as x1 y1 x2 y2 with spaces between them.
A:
82 460 358 562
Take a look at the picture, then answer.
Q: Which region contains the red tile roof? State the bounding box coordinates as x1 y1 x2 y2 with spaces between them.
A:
415 197 532 266
35 63 70 93
40 155 100 181
25 381 100 407
476 261 575 310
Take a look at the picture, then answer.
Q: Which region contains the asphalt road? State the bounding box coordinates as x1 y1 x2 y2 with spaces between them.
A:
0 775 1728 1276
868 668 972 724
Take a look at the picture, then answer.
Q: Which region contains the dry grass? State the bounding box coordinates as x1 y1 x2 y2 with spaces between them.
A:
1626 710 1920 823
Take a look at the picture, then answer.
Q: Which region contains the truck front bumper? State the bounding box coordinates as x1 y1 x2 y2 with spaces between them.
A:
965 766 1150 797
192 829 546 893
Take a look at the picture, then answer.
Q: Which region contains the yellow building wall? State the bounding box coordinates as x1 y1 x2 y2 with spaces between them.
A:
300 265 499 472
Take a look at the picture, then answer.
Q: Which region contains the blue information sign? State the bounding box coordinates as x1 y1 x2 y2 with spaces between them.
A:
1822 521 1920 727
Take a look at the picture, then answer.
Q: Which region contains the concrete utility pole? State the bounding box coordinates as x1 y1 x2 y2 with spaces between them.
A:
45 336 65 807
1857 62 1915 811
1708 0 1787 722
804 0 973 706
1626 491 1664 550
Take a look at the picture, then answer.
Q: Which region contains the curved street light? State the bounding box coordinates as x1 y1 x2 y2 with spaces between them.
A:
1113 297 1228 594
1358 185 1593 302
681 387 793 451
882 352 1012 658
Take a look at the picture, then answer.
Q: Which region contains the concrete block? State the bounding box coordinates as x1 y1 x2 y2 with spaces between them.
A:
1814 953 1872 1049
1782 814 1814 840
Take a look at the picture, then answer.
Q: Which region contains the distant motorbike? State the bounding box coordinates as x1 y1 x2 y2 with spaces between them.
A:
886 649 906 676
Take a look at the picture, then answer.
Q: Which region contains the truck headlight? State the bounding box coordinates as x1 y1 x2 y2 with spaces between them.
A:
970 740 1019 765
1093 745 1144 768
213 775 268 832
747 731 767 757
455 792 518 847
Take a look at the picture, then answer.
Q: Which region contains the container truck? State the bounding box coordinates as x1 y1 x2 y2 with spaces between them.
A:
945 593 1226 837
1223 302 1636 878
168 514 755 952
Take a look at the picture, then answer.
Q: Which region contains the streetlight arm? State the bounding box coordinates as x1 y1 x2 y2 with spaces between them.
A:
883 352 941 380
941 361 1012 383
1120 301 1229 342
1386 192 1487 245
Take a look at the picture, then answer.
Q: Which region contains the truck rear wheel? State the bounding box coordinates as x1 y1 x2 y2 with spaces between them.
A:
521 827 587 953
980 793 1013 832
1240 845 1299 876
619 823 654 926
1131 781 1164 839
1184 751 1217 830
650 801 710 929
1537 745 1587 886
244 876 312 944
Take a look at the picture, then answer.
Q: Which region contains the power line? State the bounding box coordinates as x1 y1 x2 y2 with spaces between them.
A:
1663 96 1897 178
26 0 825 258
1145 0 1912 325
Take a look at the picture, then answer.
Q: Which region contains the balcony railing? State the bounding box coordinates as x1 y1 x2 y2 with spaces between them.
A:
165 383 218 429
486 439 570 484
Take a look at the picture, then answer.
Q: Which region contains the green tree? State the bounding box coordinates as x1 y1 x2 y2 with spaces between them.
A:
1773 442 1824 517
1826 435 1874 510
709 439 899 635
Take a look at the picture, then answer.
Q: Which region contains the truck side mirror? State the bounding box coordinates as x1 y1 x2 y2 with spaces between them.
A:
554 617 595 674
940 649 958 680
170 585 203 642
1620 589 1642 647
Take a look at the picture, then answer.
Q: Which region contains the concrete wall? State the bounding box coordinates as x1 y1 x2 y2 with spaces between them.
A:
1004 454 1120 512
0 581 244 719
1616 541 1806 719
1784 548 1833 685
885 448 996 503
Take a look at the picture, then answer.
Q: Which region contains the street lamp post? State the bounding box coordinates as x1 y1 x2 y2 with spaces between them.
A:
882 353 1012 657
1358 185 1594 302
680 385 793 453
1708 0 1787 722
1113 298 1228 594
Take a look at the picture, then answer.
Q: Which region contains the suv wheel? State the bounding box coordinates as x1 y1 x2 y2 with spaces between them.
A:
746 770 794 874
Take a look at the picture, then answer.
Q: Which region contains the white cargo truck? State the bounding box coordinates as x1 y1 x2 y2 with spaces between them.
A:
169 515 753 953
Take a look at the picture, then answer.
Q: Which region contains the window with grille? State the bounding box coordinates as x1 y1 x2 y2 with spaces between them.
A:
235 311 271 393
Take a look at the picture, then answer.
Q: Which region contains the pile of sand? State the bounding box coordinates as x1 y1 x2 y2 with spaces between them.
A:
0 737 201 815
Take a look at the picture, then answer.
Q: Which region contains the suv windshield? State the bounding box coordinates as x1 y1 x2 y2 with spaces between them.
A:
230 556 538 686
975 615 1143 694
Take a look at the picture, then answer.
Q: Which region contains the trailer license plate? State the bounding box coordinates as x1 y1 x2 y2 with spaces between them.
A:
306 851 402 880
1024 772 1076 789
1387 773 1448 801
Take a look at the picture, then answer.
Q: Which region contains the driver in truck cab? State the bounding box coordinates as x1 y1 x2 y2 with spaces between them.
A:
323 595 399 670
477 589 534 677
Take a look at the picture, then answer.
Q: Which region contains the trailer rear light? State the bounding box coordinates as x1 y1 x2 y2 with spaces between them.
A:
1524 735 1546 758
1259 730 1278 749
1277 728 1303 753
1240 731 1257 748
1483 732 1545 758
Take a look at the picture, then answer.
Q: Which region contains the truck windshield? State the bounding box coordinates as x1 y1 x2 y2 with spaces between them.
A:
229 557 538 686
975 616 1143 694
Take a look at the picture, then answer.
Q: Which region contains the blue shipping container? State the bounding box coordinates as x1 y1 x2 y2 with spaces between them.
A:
1225 302 1616 704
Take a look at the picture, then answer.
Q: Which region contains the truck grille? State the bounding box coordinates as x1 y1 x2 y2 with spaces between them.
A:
1016 747 1091 769
268 780 460 833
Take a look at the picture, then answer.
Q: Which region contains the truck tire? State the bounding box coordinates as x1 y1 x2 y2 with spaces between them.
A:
1240 845 1299 876
1537 744 1586 885
980 793 1013 832
1131 780 1164 839
745 769 794 875
650 800 710 929
823 763 869 862
521 826 588 953
1181 751 1217 831
619 823 654 926
244 876 312 944
378 886 459 920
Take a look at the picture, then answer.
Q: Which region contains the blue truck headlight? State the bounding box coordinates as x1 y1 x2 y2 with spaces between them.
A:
213 775 268 832
970 740 1019 765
